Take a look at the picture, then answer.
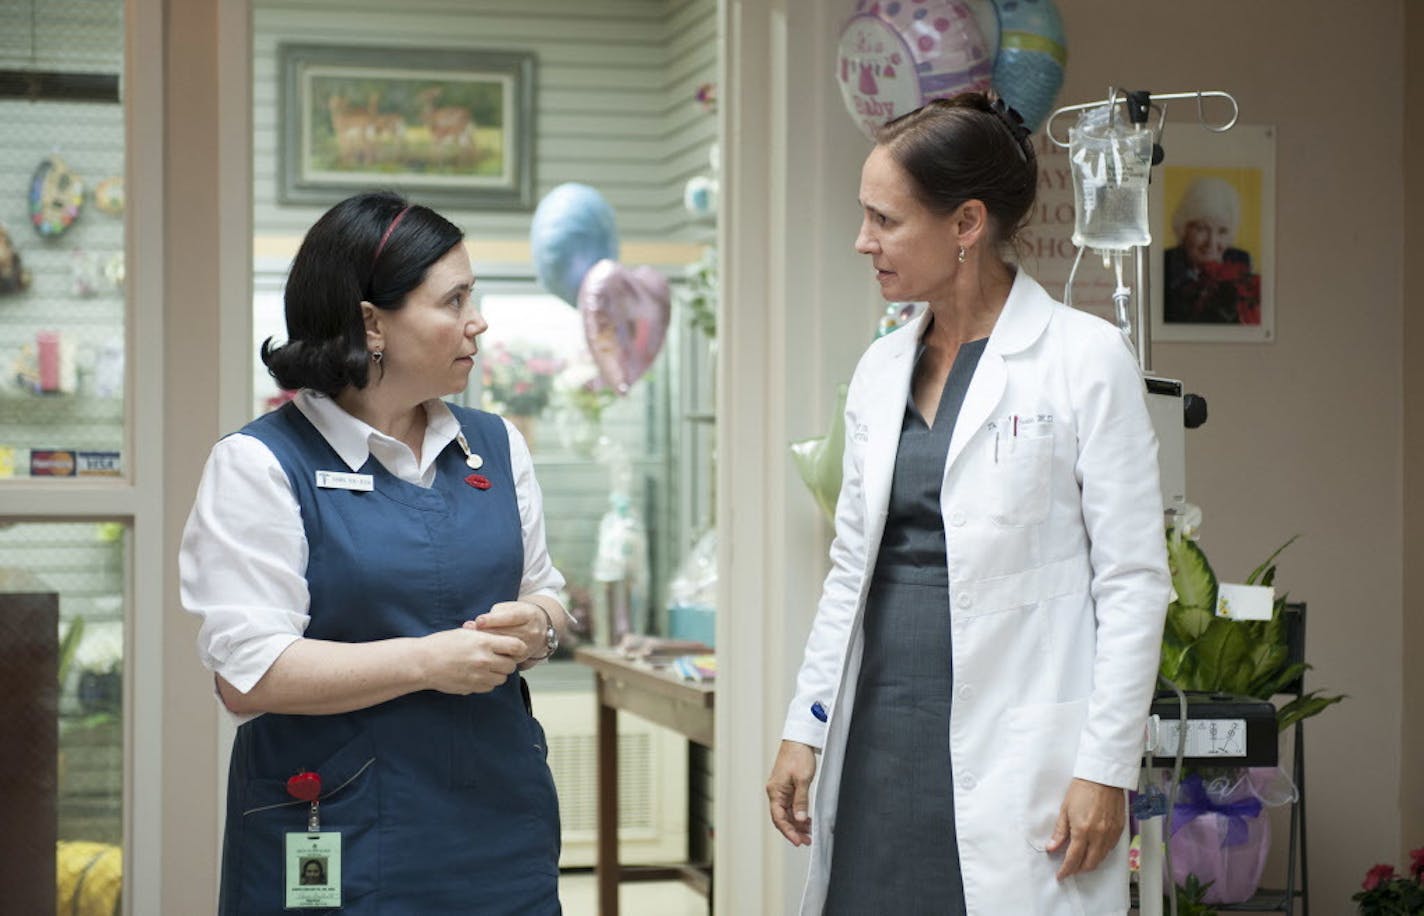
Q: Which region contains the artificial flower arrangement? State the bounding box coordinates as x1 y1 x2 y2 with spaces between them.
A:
547 352 619 457
1156 521 1345 905
479 340 565 417
1353 848 1424 915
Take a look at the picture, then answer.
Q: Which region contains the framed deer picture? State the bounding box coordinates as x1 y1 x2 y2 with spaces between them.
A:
278 44 536 210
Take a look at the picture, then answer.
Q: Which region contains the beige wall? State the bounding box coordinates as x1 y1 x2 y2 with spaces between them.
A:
1404 0 1424 865
162 0 223 910
1063 0 1407 906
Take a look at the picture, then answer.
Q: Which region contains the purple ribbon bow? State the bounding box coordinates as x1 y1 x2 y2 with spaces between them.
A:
1169 773 1264 847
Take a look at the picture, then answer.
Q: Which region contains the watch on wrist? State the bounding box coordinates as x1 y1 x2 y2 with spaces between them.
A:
530 605 558 661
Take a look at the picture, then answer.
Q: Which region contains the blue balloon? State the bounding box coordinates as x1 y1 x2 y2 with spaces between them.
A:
530 183 620 306
992 0 1067 134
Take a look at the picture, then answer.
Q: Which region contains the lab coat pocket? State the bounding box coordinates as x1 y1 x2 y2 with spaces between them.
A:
1005 696 1088 852
990 416 1054 527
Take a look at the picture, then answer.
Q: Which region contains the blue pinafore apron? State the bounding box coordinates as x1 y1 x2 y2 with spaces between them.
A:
217 402 561 915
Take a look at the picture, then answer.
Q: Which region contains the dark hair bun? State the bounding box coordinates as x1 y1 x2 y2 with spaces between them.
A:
874 91 1038 247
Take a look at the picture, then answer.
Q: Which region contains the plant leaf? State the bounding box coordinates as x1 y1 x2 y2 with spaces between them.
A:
1277 692 1346 731
1167 535 1218 612
1251 661 1307 699
1184 620 1255 694
1245 535 1300 586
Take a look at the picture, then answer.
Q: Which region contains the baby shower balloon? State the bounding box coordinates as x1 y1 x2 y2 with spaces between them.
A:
964 0 1000 67
578 260 671 395
530 183 620 307
836 0 993 140
990 0 1066 133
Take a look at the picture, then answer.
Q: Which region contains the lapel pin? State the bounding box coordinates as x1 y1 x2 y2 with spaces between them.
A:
455 431 483 469
465 473 491 490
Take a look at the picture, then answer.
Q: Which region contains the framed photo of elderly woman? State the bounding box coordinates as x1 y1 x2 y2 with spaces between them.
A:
1150 124 1276 343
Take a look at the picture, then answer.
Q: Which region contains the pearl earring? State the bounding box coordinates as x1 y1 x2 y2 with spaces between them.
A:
957 246 967 264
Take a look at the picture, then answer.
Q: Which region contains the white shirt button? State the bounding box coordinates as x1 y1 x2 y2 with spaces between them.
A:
956 592 972 608
957 684 975 700
960 772 977 791
950 511 966 527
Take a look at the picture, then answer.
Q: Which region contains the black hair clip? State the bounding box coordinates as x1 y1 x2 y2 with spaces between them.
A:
989 97 1032 145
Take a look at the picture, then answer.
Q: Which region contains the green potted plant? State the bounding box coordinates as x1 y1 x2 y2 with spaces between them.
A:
1157 524 1344 904
1161 529 1342 729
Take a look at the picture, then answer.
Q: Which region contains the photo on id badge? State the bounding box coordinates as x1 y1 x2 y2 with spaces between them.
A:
287 832 341 908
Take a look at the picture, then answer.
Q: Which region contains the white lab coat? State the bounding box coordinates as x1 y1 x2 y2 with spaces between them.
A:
784 270 1170 915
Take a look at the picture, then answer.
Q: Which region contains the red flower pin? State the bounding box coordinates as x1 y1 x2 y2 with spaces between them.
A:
465 473 492 490
286 771 322 802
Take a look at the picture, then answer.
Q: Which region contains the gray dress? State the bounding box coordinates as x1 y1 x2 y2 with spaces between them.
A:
824 338 986 916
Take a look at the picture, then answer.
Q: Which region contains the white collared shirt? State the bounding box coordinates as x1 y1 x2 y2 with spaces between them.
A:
179 390 566 695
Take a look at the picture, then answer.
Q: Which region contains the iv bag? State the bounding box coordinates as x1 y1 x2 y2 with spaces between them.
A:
1068 104 1153 251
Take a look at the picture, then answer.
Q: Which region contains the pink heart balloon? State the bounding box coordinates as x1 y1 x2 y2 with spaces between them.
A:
578 259 670 394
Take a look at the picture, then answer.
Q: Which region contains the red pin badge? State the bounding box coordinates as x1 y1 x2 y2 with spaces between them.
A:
286 771 322 802
465 473 491 490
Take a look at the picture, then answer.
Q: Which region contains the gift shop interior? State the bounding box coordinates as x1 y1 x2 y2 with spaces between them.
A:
0 0 1421 914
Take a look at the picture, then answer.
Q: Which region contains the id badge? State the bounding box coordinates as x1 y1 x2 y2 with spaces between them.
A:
285 831 341 909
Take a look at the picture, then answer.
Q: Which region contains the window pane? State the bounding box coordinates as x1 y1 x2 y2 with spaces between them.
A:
0 520 126 912
472 292 673 644
0 0 127 479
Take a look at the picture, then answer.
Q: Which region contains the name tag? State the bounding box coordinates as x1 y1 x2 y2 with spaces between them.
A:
286 831 342 908
316 470 373 491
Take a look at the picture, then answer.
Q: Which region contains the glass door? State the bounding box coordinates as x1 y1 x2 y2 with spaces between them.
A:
0 1 131 911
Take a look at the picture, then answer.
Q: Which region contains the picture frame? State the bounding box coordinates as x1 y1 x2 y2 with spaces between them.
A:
278 44 536 210
1150 123 1276 343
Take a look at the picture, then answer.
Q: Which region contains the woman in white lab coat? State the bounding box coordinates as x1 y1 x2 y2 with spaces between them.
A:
765 95 1171 915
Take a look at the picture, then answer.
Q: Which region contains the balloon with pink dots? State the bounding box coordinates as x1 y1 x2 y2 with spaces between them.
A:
836 0 1066 138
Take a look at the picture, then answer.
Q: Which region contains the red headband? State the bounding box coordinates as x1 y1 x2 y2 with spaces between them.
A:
373 205 411 261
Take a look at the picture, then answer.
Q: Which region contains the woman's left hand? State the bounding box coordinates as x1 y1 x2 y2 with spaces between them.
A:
466 601 546 663
1045 778 1126 880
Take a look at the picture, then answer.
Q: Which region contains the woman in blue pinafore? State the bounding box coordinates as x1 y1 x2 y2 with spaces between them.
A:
180 193 570 914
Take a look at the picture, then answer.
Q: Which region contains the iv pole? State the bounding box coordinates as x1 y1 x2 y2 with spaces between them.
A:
1044 88 1240 916
1046 89 1239 373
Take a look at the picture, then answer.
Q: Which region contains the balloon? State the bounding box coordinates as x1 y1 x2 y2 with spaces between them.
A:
965 0 1001 67
876 301 924 338
683 175 718 218
790 385 849 522
530 183 619 306
578 260 670 395
990 0 1067 133
836 0 993 140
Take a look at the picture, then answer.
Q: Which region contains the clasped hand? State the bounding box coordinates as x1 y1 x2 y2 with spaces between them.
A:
422 601 546 695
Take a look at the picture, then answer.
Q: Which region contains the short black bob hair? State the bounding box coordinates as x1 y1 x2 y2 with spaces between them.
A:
261 191 465 397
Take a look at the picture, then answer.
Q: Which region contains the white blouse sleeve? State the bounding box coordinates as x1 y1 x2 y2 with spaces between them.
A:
503 419 571 622
179 433 310 694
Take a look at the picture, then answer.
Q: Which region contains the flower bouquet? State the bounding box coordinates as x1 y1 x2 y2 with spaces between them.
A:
480 340 565 418
1352 849 1424 915
1169 260 1261 325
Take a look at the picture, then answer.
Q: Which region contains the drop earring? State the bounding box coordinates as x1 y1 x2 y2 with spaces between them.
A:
957 246 967 264
371 350 383 364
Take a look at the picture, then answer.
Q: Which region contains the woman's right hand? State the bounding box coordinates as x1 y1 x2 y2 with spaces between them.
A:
766 740 818 847
420 627 527 695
